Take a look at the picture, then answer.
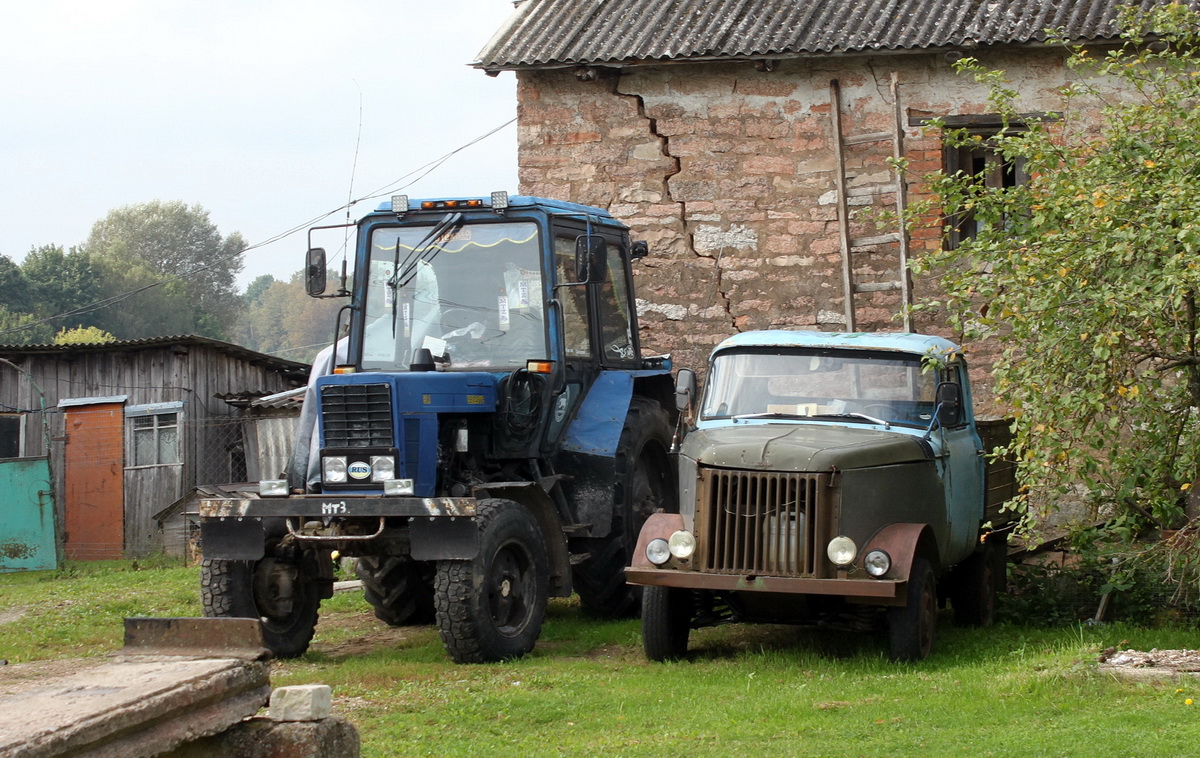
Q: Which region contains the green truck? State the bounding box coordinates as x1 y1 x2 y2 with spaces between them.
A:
626 331 1015 661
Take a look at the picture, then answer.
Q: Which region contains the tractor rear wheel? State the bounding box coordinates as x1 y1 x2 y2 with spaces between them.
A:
573 397 675 617
357 555 436 626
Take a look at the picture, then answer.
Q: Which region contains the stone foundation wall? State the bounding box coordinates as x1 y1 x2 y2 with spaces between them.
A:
516 48 1087 408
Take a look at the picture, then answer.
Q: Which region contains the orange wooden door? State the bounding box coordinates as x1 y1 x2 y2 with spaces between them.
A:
64 402 125 560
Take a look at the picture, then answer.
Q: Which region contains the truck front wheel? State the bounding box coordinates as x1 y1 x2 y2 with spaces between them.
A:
201 553 321 658
434 499 549 663
642 586 692 661
888 558 937 662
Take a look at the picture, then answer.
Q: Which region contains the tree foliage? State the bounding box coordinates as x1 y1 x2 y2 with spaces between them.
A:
912 5 1200 534
231 270 341 363
54 325 117 345
85 201 245 339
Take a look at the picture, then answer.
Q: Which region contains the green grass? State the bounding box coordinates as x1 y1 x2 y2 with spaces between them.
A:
3 562 1199 756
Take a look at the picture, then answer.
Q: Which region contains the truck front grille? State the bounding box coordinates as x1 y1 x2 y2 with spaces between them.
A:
320 383 394 447
696 469 830 577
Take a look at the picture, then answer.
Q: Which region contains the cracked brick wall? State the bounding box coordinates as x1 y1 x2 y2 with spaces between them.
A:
516 49 1083 402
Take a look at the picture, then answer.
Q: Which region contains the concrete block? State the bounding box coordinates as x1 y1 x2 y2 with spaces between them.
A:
269 685 333 722
166 717 361 758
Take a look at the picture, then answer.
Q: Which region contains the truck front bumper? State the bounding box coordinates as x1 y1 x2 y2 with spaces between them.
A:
625 567 905 603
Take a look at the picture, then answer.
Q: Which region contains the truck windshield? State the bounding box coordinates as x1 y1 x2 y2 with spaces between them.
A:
360 221 547 371
701 349 938 427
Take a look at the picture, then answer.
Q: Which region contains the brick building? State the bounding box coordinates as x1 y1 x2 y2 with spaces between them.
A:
474 0 1192 403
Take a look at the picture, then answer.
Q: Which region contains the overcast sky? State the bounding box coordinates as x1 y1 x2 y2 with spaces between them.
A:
0 0 521 288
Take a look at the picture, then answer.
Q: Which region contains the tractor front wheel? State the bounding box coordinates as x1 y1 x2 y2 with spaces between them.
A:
434 499 549 663
201 552 321 658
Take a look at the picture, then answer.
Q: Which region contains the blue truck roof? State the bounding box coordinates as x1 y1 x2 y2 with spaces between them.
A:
712 330 963 359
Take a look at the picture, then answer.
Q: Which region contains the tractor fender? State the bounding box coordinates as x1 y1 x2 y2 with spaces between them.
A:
862 522 940 582
472 481 572 598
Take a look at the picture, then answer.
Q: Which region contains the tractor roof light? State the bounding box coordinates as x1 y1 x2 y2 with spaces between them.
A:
491 191 509 213
391 194 408 215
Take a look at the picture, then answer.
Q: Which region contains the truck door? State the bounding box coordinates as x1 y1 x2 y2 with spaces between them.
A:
940 365 985 565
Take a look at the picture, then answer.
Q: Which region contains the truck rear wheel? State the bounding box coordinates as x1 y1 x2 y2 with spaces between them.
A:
888 558 937 662
435 499 549 663
950 539 1005 627
201 554 320 658
357 555 435 626
573 397 675 618
642 586 692 661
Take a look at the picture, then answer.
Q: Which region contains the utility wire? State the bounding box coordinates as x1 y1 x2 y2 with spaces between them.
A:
0 117 517 340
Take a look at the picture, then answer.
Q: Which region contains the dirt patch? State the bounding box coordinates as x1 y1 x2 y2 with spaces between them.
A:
0 608 28 626
1098 648 1200 680
314 624 427 659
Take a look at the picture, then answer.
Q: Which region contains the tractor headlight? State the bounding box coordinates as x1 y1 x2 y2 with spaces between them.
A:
370 455 396 482
668 530 696 559
646 538 671 566
323 456 348 484
864 549 892 577
827 536 858 567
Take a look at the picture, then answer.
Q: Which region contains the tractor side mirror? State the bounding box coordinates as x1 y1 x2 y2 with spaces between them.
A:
305 248 327 297
630 240 649 260
675 368 697 414
574 235 608 283
935 381 964 428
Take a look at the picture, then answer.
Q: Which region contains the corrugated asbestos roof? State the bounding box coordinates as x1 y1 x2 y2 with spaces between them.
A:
475 0 1195 71
0 334 309 376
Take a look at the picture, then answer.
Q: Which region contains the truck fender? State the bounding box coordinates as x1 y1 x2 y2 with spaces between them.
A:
473 482 573 598
862 523 939 582
628 512 685 570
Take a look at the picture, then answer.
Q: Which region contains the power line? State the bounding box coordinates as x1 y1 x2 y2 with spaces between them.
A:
0 118 517 340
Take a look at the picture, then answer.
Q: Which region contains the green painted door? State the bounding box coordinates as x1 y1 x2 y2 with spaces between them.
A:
0 457 57 572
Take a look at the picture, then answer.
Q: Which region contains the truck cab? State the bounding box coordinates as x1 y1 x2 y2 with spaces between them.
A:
627 331 1012 661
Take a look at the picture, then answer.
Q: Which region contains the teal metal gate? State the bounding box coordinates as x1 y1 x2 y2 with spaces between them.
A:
0 457 57 572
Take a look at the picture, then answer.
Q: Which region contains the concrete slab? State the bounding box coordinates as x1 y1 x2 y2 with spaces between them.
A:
0 656 270 758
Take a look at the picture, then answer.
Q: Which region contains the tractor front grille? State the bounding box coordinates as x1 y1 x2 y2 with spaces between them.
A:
320 383 394 448
696 468 831 577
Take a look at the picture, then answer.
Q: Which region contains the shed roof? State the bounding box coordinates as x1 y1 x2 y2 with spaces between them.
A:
0 334 309 379
475 0 1194 72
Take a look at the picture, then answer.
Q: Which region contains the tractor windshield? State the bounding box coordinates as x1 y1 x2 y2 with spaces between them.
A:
360 221 547 371
700 349 938 428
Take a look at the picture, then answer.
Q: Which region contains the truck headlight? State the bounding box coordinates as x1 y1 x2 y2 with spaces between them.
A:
864 549 891 577
323 456 348 484
646 538 671 566
370 455 396 482
827 536 857 566
668 530 696 559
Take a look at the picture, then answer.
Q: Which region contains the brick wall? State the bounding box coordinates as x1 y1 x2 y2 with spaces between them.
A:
515 48 1085 410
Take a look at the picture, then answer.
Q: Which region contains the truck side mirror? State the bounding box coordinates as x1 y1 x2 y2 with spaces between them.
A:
630 240 649 260
305 248 327 297
575 235 608 283
675 368 697 413
935 381 964 428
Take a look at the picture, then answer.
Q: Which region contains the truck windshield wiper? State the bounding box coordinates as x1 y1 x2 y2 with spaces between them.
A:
808 412 890 428
732 411 808 420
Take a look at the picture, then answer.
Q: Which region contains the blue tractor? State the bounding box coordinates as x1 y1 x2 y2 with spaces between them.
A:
199 193 677 662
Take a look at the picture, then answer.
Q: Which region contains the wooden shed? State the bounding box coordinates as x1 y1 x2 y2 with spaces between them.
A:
0 336 307 560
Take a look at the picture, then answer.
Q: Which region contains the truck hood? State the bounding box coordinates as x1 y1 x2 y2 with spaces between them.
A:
682 423 932 472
